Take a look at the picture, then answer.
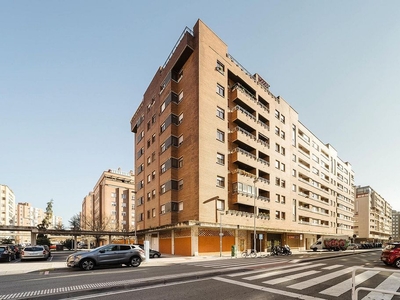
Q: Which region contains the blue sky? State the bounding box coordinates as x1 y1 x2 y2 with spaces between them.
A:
1 1 400 226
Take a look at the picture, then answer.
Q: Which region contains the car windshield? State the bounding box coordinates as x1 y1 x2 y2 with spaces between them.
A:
24 247 43 251
384 244 398 250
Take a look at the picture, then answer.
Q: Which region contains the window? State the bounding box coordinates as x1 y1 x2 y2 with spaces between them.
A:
292 154 296 162
178 157 183 168
280 130 285 140
152 208 156 218
152 189 156 197
137 163 144 174
111 192 116 198
138 213 144 221
147 139 151 148
217 130 225 142
217 199 225 211
178 135 183 145
161 184 166 194
152 134 156 143
275 160 280 169
275 126 280 135
160 101 166 113
161 122 166 133
179 202 183 211
275 110 279 119
152 115 156 124
275 178 280 186
280 114 285 123
275 143 280 152
281 180 286 188
137 131 144 143
280 163 285 172
276 194 280 203
216 83 225 97
147 210 150 219
147 121 151 131
292 184 297 192
216 176 225 187
292 169 297 177
217 153 225 165
178 179 183 190
178 113 183 124
111 202 116 206
152 152 156 162
161 205 166 214
152 170 156 179
147 156 151 165
178 91 183 102
147 174 151 183
216 60 225 73
281 147 285 156
217 107 225 119
281 196 286 204
147 192 151 200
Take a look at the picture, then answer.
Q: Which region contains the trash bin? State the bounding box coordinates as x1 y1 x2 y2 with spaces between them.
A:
56 244 64 251
231 245 237 257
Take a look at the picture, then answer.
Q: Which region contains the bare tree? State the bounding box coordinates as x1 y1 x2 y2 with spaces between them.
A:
81 215 113 247
68 213 81 230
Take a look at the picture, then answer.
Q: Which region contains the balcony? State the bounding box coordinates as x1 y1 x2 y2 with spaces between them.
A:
230 127 258 149
231 105 256 123
230 147 257 167
230 83 257 111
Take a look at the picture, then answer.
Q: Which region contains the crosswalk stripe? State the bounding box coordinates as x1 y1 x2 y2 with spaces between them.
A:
322 264 342 270
186 259 286 268
263 270 321 285
362 273 400 300
245 263 326 281
288 267 354 290
228 262 312 277
213 277 327 300
319 270 378 297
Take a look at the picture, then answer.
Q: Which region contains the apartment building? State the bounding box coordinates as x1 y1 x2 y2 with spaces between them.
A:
0 184 16 240
392 210 400 241
130 19 355 256
354 186 392 242
81 169 135 236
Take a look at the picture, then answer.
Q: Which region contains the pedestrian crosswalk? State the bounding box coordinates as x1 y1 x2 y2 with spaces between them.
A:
179 257 288 269
214 262 400 299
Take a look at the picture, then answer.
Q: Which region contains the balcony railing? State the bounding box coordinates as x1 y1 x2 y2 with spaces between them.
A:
230 147 257 160
231 126 257 141
231 105 256 122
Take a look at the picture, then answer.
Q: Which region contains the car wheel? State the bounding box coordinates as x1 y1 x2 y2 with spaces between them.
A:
130 256 141 267
395 259 400 269
80 259 95 271
155 254 161 258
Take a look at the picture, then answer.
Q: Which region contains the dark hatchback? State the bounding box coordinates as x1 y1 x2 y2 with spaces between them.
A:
381 242 400 268
0 245 15 262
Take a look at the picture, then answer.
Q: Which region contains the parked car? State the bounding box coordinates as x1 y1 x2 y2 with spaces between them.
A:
347 243 359 250
0 245 16 262
40 245 52 257
381 242 400 268
138 245 161 258
66 244 145 271
21 245 50 261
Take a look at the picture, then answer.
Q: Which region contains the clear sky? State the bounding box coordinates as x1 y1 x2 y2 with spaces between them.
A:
1 0 400 226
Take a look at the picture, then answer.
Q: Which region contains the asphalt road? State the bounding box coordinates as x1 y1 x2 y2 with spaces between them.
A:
1 249 396 300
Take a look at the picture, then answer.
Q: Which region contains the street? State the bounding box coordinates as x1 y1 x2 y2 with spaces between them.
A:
1 250 399 300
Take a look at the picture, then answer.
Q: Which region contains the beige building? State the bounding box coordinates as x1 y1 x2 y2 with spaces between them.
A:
392 210 400 241
0 184 16 240
130 19 355 256
354 186 392 242
82 169 135 236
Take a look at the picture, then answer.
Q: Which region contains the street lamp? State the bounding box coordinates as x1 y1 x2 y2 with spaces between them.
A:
253 177 258 252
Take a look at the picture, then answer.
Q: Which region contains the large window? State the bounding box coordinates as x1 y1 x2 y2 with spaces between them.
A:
216 176 225 187
216 84 225 97
217 130 225 142
217 107 225 119
217 153 225 165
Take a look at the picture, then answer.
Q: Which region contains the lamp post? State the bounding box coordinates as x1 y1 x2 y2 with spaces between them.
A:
253 178 258 251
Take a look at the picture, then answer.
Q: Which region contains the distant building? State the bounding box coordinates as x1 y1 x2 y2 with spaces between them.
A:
81 169 135 237
354 186 392 242
130 19 355 256
392 210 400 241
0 184 16 240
